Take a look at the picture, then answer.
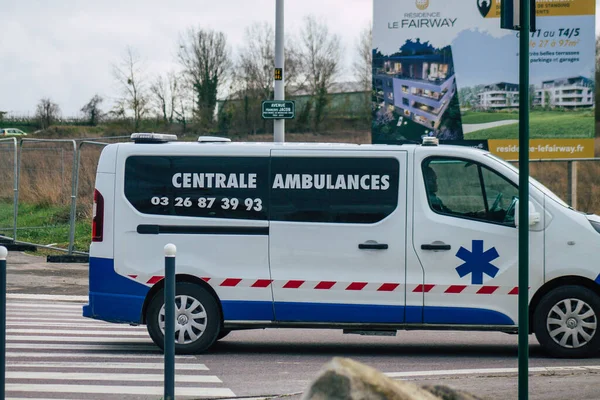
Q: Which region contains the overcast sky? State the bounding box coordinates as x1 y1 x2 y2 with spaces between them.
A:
1 0 598 117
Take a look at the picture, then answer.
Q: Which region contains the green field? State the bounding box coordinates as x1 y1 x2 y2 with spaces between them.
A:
461 111 520 124
0 202 91 253
463 110 595 139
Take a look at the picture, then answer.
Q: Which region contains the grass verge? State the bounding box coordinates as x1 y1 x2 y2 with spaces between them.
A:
0 202 91 253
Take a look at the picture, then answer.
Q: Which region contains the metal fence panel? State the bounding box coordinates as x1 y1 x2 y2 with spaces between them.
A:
0 138 17 240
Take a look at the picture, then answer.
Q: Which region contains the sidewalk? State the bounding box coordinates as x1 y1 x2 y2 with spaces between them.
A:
4 250 88 296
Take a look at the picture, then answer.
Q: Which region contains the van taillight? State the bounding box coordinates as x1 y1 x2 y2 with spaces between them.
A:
92 189 104 242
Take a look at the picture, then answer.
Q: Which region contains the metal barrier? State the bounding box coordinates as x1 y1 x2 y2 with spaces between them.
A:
18 139 78 253
508 158 600 211
0 138 18 241
1 136 128 256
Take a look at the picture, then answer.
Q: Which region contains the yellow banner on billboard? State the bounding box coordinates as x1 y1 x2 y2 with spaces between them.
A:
485 0 594 18
488 139 595 160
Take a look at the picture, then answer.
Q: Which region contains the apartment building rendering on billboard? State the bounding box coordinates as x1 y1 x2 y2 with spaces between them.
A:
373 39 457 130
478 82 520 109
533 76 594 108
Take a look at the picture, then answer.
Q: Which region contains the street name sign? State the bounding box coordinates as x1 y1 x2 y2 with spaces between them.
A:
262 100 295 119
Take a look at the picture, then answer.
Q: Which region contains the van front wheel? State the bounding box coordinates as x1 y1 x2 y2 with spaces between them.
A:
533 286 600 358
146 282 221 354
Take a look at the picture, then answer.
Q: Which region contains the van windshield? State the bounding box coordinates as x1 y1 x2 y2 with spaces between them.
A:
485 153 571 209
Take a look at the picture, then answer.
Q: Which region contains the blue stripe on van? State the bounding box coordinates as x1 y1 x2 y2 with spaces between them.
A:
222 301 274 321
83 257 149 323
274 302 405 323
595 274 600 285
422 306 514 325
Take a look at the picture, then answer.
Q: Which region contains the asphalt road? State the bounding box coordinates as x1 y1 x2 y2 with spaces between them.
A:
5 250 600 399
203 328 600 400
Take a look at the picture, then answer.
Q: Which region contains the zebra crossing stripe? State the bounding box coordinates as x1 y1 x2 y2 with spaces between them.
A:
6 329 149 336
6 362 207 370
6 372 222 383
6 343 159 351
4 352 196 359
7 336 151 343
6 384 236 397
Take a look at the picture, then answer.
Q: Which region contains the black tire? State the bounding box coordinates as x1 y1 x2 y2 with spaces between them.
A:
146 282 221 354
533 285 600 358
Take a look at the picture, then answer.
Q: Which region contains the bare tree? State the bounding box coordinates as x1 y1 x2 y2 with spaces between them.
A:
80 95 104 126
298 15 343 132
230 22 303 134
113 46 150 131
178 28 231 129
353 25 372 92
35 98 61 129
150 72 182 124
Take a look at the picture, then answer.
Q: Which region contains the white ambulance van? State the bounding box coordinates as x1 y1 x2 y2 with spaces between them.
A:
83 133 600 357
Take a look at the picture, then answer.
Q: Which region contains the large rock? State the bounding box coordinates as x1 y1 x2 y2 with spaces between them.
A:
301 357 482 400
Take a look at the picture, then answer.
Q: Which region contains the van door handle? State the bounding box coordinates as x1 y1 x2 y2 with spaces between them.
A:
359 242 388 250
421 243 451 251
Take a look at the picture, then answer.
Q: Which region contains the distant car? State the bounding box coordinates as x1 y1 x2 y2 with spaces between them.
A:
0 128 27 136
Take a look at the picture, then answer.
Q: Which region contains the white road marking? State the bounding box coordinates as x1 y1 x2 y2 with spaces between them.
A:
8 302 83 309
6 371 221 383
6 384 236 397
7 317 108 323
7 335 151 343
7 329 149 336
5 352 194 360
7 312 86 318
7 294 88 302
7 362 207 370
385 365 600 378
9 322 143 328
7 343 158 351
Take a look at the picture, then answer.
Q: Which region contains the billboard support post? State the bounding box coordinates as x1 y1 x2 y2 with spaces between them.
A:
517 0 531 399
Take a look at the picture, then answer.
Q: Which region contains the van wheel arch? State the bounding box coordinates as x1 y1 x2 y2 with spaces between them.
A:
141 274 223 326
529 276 600 334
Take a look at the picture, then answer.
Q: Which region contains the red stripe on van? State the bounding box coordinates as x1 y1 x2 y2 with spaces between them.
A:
147 276 163 285
128 275 138 279
201 277 211 282
477 286 499 294
346 282 368 291
315 281 336 290
283 280 305 289
377 283 400 292
252 279 273 288
413 284 435 293
221 278 242 287
445 285 467 294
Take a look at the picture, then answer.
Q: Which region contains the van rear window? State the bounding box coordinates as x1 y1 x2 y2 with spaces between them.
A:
124 156 269 220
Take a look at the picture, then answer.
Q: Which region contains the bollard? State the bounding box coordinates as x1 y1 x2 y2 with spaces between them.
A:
164 243 176 400
0 246 7 400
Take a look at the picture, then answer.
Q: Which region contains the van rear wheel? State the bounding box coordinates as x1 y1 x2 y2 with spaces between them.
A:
533 285 600 358
146 282 221 354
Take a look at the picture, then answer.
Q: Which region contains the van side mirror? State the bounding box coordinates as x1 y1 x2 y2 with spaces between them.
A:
514 200 541 227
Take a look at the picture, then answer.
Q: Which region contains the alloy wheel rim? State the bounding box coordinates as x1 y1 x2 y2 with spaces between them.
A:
159 295 208 344
547 298 597 349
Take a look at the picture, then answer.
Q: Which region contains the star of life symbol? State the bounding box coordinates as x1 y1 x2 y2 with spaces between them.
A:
455 240 500 285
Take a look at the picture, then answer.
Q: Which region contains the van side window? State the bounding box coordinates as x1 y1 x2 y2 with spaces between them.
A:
124 156 269 220
423 158 518 226
270 157 399 224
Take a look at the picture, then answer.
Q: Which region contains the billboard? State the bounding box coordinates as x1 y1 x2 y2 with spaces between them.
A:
372 0 596 159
